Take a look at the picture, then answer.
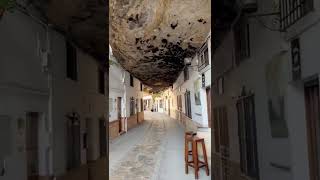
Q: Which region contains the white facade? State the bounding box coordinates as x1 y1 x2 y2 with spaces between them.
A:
108 48 144 128
0 10 107 179
212 0 320 180
169 32 212 127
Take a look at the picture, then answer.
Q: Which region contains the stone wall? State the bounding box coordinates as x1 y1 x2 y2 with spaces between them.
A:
109 120 119 140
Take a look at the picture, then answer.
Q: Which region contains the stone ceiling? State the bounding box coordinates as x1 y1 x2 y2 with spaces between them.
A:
110 0 211 90
27 0 108 61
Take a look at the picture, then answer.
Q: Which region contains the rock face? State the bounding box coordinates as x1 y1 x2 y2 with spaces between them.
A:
110 0 211 90
27 0 108 61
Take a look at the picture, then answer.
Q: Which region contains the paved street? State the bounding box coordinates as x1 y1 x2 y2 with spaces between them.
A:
109 112 211 180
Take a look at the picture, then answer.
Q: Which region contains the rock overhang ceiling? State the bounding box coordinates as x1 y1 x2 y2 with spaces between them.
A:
110 0 211 90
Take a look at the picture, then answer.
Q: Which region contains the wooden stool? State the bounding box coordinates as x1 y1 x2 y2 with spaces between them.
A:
185 131 196 168
185 135 209 179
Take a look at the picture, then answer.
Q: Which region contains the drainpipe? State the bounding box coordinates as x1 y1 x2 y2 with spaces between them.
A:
45 24 54 179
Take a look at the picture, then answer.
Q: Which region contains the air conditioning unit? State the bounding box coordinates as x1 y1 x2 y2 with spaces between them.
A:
241 0 258 13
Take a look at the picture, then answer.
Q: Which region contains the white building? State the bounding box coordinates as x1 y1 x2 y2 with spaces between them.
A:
0 9 107 180
108 46 145 140
212 0 320 180
168 31 212 130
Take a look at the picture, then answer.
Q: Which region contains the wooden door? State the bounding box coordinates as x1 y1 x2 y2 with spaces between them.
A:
220 107 230 180
207 87 212 128
67 117 81 169
305 79 320 180
117 97 122 133
26 112 39 180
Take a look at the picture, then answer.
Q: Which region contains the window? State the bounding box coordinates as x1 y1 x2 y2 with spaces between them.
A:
217 77 224 95
130 97 135 116
280 0 313 30
130 75 134 87
198 45 209 70
184 90 192 118
98 69 105 95
237 95 259 178
140 83 143 91
184 66 189 81
66 41 78 81
234 16 250 65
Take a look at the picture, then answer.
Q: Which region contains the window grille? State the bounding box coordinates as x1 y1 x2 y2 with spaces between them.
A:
280 0 313 30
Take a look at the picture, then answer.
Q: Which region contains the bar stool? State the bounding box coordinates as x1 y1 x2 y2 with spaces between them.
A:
185 131 196 170
185 134 209 179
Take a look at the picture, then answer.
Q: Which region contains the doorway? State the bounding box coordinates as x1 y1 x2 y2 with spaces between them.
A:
236 95 260 179
206 87 212 128
26 112 39 180
304 78 320 180
67 114 81 170
168 99 171 116
117 97 124 134
184 90 192 118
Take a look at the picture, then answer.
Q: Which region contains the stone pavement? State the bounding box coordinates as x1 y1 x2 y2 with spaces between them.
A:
109 112 211 180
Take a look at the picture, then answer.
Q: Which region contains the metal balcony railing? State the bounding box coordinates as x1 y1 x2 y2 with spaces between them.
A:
280 0 313 30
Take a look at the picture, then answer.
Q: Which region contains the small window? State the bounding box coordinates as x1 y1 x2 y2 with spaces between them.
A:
184 66 189 81
66 41 78 81
140 83 143 91
130 97 135 115
98 69 105 95
234 16 250 65
198 45 209 70
130 75 134 87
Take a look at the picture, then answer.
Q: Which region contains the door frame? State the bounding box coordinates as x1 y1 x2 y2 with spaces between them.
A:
304 77 320 180
26 112 39 180
117 97 122 133
206 87 212 128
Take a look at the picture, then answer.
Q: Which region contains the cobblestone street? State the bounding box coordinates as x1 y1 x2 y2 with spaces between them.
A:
109 112 211 180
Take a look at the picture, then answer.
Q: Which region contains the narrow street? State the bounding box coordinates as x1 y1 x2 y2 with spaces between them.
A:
109 112 211 180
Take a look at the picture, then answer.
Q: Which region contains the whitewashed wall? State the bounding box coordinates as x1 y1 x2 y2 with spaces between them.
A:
109 62 125 122
0 10 50 180
211 0 320 179
0 9 107 179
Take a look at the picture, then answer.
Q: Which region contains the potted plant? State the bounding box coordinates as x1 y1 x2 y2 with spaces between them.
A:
0 0 16 19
